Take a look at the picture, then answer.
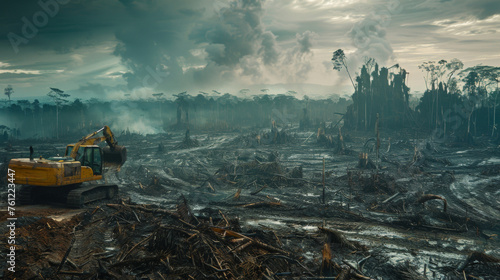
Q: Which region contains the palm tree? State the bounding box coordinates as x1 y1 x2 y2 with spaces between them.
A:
331 49 355 90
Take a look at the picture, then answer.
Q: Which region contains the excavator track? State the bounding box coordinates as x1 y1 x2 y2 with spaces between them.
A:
16 184 118 208
67 184 118 208
18 185 35 205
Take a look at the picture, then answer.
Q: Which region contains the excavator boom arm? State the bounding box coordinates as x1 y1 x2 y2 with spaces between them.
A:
69 126 123 160
102 125 119 150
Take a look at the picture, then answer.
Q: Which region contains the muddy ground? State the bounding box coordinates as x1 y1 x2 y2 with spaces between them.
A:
0 127 499 279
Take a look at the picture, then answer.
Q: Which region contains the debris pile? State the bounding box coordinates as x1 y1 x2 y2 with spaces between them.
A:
9 215 81 279
214 154 304 194
230 132 262 147
2 125 500 279
6 199 318 279
345 171 400 196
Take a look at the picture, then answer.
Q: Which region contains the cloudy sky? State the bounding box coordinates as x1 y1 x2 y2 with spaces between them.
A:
0 0 499 101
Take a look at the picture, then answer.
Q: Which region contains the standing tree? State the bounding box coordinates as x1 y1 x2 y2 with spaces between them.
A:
345 61 411 131
4 85 14 103
492 79 500 137
461 71 481 140
459 65 499 139
174 91 190 128
445 59 464 86
332 49 358 129
417 59 464 133
484 69 500 137
331 49 356 90
418 60 448 130
47 87 70 139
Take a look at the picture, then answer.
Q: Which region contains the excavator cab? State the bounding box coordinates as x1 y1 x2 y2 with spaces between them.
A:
65 145 103 175
81 146 103 175
65 143 126 171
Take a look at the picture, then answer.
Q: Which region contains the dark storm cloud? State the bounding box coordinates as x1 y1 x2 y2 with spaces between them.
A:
465 0 500 19
188 0 317 85
109 0 215 91
1 0 499 97
191 0 267 66
0 0 321 95
0 0 122 54
0 0 214 92
108 0 313 91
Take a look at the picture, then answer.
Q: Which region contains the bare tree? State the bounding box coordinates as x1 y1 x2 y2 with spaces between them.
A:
47 87 70 139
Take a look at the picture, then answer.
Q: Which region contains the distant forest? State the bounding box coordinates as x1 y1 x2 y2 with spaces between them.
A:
0 91 351 140
1 56 499 144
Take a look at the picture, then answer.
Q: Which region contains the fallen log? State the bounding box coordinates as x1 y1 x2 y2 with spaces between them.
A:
211 227 291 255
457 251 500 272
342 260 373 279
118 232 154 262
382 192 401 204
259 254 315 276
57 238 75 273
110 255 166 268
239 201 282 208
319 227 367 251
417 194 447 212
58 271 91 276
421 225 464 232
233 188 242 200
107 203 180 219
250 184 267 195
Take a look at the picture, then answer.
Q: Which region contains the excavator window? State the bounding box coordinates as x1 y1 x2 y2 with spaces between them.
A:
65 146 73 156
83 148 93 167
93 148 102 175
81 147 103 175
66 145 83 161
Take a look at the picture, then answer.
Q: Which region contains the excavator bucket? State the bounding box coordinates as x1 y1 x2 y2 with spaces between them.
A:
102 145 127 166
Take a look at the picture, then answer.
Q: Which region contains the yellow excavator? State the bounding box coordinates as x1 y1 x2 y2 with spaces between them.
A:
8 126 127 208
